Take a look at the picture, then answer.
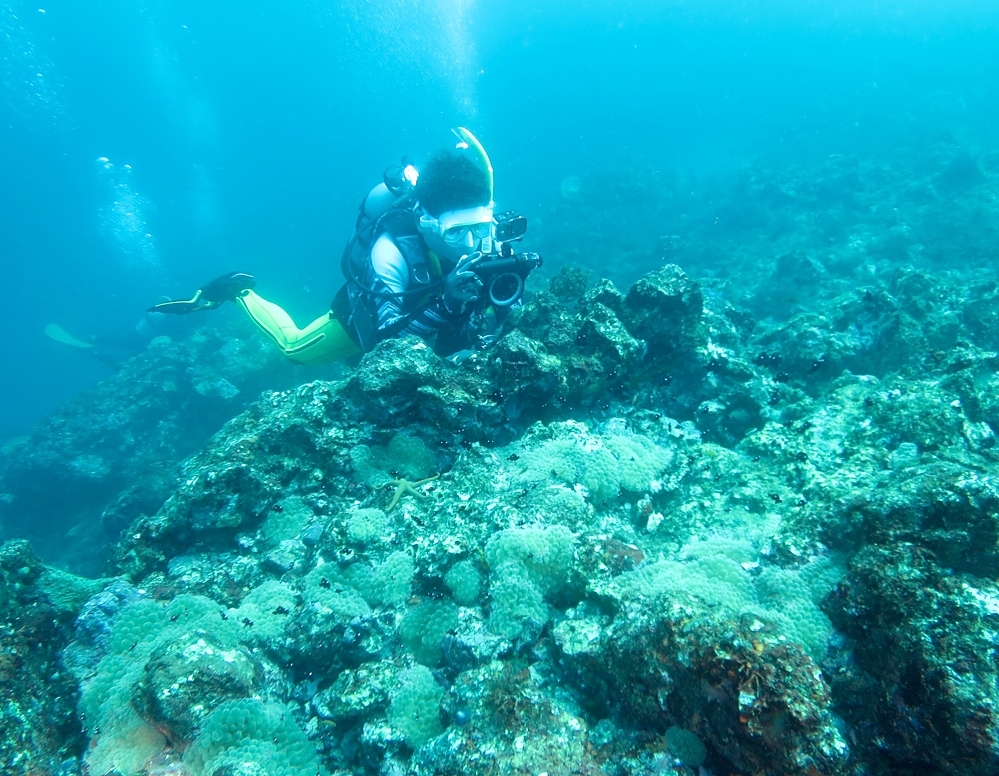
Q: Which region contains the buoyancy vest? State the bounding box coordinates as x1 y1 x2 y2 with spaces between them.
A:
337 182 445 350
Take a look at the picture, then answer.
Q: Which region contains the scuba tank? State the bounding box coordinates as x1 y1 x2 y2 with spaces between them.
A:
340 160 423 294
335 159 435 351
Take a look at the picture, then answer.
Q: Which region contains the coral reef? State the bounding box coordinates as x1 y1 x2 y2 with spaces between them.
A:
4 143 999 776
0 319 336 576
0 540 101 776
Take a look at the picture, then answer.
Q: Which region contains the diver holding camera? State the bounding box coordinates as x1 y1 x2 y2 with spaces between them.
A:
148 128 542 365
405 210 542 357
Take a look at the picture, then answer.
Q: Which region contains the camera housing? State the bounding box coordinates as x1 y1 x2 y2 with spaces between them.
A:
493 211 528 244
470 251 543 308
459 210 540 309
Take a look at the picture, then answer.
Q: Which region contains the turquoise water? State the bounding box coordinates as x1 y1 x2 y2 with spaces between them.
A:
3 3 999 776
2 0 998 436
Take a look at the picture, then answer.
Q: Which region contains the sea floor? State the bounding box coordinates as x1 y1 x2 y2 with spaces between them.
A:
2 141 999 776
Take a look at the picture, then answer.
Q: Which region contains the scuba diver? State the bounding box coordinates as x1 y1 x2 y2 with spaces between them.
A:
149 128 541 365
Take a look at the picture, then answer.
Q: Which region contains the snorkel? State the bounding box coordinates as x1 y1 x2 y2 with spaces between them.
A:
452 126 495 206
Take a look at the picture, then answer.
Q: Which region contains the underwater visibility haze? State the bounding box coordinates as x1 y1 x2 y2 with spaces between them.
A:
3 1 999 775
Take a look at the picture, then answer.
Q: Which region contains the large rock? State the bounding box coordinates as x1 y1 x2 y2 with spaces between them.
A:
622 263 704 358
132 635 262 743
827 543 999 776
0 540 99 775
346 337 502 439
554 601 850 776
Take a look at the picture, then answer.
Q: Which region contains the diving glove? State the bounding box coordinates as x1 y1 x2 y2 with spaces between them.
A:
148 272 256 315
442 254 483 316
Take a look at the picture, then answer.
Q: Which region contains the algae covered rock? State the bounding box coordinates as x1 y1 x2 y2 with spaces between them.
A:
71 587 309 776
622 263 704 357
346 336 502 437
482 329 568 418
415 659 601 776
827 543 999 776
132 633 263 743
0 540 102 776
0 322 312 575
184 697 323 776
555 599 849 776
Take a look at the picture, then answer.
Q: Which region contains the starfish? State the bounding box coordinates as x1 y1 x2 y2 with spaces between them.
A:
376 474 440 511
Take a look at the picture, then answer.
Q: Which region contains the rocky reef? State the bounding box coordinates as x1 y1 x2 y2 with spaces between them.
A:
0 319 339 576
3 142 999 776
0 540 102 775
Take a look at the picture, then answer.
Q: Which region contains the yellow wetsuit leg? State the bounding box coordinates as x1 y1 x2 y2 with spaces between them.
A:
236 290 361 365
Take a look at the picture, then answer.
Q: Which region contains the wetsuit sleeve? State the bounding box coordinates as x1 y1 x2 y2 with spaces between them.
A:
367 234 456 339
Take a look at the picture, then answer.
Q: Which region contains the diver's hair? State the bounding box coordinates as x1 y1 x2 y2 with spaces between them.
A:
416 151 490 217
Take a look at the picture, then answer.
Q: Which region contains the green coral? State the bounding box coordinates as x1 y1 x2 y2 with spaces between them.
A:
351 434 435 487
514 427 672 503
347 507 391 544
485 524 575 589
304 566 371 619
106 598 168 656
372 551 416 606
581 445 622 502
485 525 576 639
487 562 548 639
183 698 322 776
399 600 458 665
235 580 298 642
345 551 415 606
260 495 313 544
756 567 834 662
800 554 846 603
604 432 672 492
611 542 839 661
445 560 483 606
307 552 414 613
387 666 445 749
85 701 166 776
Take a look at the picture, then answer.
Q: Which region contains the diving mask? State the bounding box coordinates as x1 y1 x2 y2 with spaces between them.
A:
420 205 494 248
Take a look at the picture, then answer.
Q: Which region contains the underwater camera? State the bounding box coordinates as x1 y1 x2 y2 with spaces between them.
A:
470 211 541 308
493 210 528 243
475 251 542 307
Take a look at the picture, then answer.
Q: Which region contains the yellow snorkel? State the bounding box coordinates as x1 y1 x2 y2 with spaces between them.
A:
452 126 494 205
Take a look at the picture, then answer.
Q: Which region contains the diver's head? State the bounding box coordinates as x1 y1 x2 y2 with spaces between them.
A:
416 151 493 261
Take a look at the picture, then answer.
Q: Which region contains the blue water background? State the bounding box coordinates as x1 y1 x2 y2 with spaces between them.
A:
2 0 998 438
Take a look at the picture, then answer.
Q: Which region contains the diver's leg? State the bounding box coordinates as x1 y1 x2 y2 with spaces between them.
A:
236 290 361 365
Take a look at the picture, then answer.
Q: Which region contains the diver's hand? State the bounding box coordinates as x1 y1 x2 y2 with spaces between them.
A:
442 255 483 316
148 271 256 315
